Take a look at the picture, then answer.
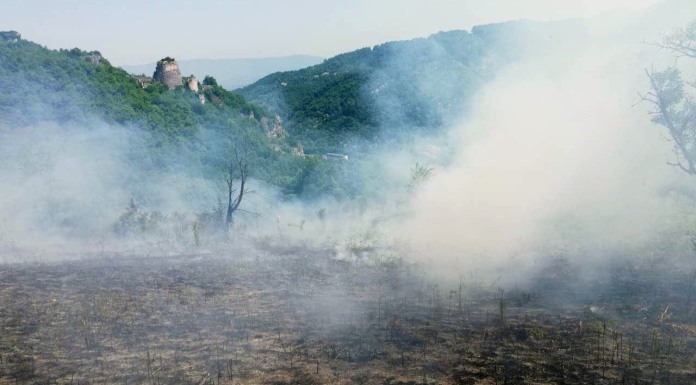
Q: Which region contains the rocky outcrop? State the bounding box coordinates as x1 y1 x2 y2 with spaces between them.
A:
153 57 182 90
133 75 153 89
186 75 199 92
293 142 305 157
89 51 104 65
0 31 21 43
264 115 288 138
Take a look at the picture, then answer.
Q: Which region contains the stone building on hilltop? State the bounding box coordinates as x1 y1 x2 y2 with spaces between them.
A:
153 57 182 90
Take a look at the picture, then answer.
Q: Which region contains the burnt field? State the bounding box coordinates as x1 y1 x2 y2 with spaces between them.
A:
0 244 694 385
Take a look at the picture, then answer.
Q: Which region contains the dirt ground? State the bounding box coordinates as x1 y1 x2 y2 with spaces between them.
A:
0 243 694 385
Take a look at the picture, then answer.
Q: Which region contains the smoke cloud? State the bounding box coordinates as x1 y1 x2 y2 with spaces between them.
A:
0 121 224 257
398 14 696 280
1 4 695 283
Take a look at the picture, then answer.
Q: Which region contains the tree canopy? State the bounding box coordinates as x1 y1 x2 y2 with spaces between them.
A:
642 20 696 174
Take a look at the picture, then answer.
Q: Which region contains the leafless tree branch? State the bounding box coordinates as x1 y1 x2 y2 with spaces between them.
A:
223 146 251 234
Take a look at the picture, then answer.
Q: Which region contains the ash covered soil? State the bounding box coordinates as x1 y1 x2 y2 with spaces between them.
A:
0 243 694 385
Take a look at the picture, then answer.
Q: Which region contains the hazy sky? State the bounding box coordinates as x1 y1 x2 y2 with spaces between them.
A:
1 0 662 66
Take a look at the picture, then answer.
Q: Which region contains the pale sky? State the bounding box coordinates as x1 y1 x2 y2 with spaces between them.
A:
1 0 663 66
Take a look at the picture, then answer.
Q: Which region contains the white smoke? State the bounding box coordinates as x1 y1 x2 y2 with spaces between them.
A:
399 17 696 278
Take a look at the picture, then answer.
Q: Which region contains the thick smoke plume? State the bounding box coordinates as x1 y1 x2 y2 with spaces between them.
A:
0 122 224 258
1 3 695 280
399 11 696 281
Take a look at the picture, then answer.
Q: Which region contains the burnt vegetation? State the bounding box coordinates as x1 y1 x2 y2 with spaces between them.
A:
0 246 694 385
2 11 696 385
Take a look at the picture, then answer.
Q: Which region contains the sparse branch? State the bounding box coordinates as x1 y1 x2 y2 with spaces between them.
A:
666 159 691 174
653 20 696 59
223 146 252 234
235 208 260 216
407 162 434 193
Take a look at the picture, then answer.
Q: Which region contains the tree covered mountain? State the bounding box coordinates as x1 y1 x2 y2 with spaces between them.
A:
0 32 269 140
0 20 586 202
238 20 585 152
0 32 331 199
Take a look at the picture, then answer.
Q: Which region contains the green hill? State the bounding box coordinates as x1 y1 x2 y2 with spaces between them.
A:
238 20 584 153
0 32 268 140
0 20 587 201
0 32 321 198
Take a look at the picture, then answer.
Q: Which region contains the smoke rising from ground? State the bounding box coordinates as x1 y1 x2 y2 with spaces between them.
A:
0 120 393 259
1 5 695 283
0 122 223 257
2 9 695 385
399 14 696 281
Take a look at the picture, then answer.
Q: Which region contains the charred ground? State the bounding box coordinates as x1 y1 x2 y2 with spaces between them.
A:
0 243 693 385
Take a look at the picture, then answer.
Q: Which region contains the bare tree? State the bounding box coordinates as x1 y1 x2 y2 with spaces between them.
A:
641 20 696 174
223 148 251 234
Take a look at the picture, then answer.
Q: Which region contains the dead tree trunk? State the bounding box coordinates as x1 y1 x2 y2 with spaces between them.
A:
224 149 250 235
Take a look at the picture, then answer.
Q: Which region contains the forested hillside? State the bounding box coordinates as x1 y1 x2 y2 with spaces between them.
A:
238 20 584 152
0 32 333 199
0 32 267 140
0 20 585 200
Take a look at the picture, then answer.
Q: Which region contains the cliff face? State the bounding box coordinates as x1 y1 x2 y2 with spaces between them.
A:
187 75 199 92
153 58 182 90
